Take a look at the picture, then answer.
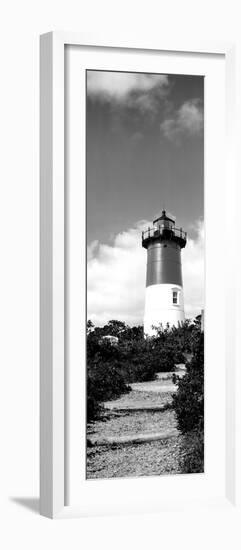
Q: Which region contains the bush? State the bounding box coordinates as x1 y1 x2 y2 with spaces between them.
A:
172 331 204 473
172 332 204 433
86 317 203 422
179 426 204 473
87 394 101 422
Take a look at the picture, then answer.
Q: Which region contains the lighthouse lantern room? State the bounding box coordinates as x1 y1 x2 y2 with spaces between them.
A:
142 210 187 335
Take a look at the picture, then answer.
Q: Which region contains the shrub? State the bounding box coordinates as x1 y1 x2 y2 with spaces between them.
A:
87 394 101 422
179 425 204 473
172 332 204 433
86 317 203 423
172 331 204 473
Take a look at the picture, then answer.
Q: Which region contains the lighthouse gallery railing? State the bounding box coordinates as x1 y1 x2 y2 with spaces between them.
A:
142 226 187 248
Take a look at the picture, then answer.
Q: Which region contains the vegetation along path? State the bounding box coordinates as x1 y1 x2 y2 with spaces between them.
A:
86 369 186 479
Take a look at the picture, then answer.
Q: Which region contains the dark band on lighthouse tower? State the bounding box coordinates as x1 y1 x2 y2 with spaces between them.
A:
142 210 187 335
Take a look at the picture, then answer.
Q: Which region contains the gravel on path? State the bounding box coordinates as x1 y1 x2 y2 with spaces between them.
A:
87 373 184 479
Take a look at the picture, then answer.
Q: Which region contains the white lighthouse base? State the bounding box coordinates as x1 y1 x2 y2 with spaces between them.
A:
144 283 184 336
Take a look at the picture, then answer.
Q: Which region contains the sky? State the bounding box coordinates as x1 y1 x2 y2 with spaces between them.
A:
86 70 204 326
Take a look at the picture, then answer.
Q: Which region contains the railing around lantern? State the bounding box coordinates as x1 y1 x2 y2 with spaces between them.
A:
142 225 187 243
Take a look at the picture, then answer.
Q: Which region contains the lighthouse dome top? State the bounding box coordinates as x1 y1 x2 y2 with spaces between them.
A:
153 209 176 225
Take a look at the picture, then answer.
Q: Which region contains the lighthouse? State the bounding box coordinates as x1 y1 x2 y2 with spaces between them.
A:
142 210 187 335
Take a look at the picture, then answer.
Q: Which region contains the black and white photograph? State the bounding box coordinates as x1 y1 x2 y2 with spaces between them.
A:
86 69 204 479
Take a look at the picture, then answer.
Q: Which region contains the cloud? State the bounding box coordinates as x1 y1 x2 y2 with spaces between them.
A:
87 71 169 113
87 240 99 261
87 219 204 326
160 99 204 143
87 221 147 326
182 220 204 319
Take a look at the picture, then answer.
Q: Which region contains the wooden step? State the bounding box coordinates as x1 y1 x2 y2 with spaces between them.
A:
103 404 172 413
87 429 178 448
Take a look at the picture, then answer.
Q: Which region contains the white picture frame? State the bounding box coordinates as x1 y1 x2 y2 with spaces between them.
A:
40 31 239 519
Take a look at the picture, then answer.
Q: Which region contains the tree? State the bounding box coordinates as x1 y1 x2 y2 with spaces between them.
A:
87 319 95 335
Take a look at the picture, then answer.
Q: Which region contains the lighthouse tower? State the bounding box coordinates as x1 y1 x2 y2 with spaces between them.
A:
142 210 187 335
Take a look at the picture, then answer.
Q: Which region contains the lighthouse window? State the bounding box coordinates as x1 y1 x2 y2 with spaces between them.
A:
172 291 178 304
